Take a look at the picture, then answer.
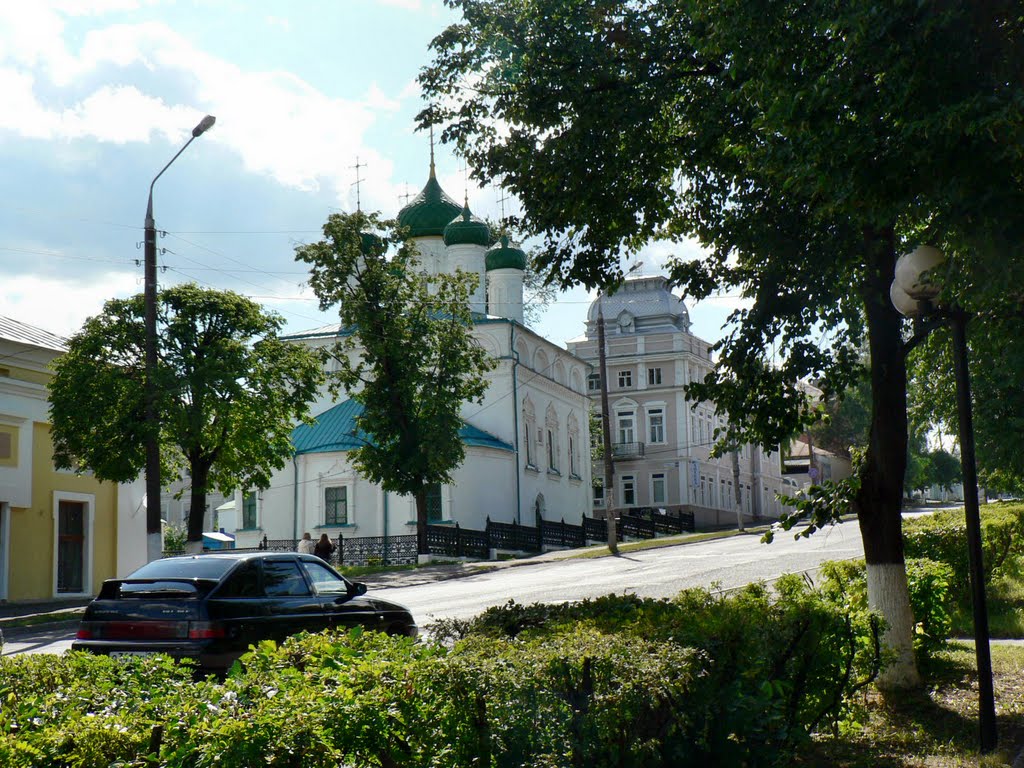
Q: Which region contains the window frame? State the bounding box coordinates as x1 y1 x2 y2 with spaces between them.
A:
324 486 348 526
617 369 633 388
651 472 667 505
621 475 636 507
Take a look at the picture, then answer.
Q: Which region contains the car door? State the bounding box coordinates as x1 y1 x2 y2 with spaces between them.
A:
204 558 269 662
299 559 382 633
261 557 330 642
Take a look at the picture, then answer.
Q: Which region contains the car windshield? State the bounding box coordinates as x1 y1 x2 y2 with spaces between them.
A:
127 557 238 581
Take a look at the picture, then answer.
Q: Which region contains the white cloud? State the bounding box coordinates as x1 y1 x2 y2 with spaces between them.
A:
0 14 408 207
0 271 141 337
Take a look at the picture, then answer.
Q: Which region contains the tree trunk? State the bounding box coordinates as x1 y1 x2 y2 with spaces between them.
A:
415 489 428 555
857 227 920 689
186 460 211 550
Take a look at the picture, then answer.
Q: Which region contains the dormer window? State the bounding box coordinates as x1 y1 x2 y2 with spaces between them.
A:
617 311 634 333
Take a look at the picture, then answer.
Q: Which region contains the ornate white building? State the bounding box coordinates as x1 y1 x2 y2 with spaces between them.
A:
228 165 593 546
567 275 788 528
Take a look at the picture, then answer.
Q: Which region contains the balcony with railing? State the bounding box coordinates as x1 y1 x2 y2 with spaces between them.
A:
611 441 645 459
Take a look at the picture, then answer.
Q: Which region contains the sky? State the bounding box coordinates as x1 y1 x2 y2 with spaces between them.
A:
0 0 743 351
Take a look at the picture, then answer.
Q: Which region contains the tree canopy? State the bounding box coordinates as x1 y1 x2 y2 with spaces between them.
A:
295 212 495 554
49 284 324 543
420 0 1024 687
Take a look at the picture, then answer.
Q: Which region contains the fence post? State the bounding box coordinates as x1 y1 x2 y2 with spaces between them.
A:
259 534 268 551
336 533 344 567
455 522 462 557
560 518 567 547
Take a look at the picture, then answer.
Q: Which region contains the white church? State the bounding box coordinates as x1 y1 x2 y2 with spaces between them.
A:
228 163 594 548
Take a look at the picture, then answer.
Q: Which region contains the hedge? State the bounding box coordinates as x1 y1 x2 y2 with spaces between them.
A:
903 502 1024 601
0 580 883 768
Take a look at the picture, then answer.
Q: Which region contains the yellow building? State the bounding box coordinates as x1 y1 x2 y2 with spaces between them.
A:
0 316 145 604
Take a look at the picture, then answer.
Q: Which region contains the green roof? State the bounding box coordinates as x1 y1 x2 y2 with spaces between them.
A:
485 236 527 271
292 399 514 455
444 205 490 246
397 172 462 238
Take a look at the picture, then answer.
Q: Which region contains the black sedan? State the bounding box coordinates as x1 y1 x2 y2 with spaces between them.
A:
72 552 417 672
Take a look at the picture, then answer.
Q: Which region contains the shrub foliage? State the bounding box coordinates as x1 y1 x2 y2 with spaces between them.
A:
1 581 883 767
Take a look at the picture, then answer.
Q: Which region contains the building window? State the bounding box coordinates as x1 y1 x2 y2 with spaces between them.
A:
651 473 667 504
587 373 601 391
324 486 348 526
647 408 665 444
621 475 636 507
569 435 577 477
426 484 443 522
0 426 16 467
616 412 636 444
617 370 632 388
647 367 662 386
593 484 605 507
545 403 560 474
242 492 257 529
523 397 537 469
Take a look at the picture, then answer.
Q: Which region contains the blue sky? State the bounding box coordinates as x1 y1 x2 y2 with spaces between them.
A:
0 0 740 349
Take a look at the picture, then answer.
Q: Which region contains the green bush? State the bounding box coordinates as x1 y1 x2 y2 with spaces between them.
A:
0 586 883 768
819 557 955 659
903 502 1024 602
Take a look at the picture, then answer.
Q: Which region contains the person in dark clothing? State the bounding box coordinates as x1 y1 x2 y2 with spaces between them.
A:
314 533 336 562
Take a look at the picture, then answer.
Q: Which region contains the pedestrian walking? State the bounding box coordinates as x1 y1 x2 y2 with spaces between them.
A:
297 532 316 555
314 533 336 562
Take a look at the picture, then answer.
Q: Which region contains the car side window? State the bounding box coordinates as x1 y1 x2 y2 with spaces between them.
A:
215 560 261 598
263 560 311 597
301 560 349 596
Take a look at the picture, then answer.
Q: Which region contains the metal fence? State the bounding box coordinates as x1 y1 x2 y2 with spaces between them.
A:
189 508 697 565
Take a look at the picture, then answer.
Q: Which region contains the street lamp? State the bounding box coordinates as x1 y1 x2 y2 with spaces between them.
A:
890 245 997 753
143 114 216 563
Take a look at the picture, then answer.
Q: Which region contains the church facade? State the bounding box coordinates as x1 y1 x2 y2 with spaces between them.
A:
229 168 593 547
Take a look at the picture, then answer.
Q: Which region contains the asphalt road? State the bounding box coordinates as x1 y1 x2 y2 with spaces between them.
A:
1 520 865 657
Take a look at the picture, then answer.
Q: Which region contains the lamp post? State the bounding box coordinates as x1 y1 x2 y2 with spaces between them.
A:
143 114 216 563
890 245 997 753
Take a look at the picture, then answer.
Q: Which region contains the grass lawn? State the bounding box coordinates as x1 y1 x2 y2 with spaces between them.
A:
951 573 1024 639
797 642 1024 766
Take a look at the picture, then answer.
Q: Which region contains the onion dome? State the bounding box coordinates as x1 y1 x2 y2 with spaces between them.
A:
397 169 462 238
485 235 527 271
444 204 490 247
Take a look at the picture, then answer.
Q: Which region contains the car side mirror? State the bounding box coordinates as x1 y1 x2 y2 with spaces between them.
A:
350 581 367 597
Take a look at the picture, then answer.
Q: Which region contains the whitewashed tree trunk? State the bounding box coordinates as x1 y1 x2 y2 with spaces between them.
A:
867 562 920 689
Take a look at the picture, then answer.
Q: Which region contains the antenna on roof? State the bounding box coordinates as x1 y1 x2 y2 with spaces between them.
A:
350 156 366 212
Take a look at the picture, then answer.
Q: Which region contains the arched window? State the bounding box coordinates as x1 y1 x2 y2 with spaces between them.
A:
522 396 537 469
545 403 561 474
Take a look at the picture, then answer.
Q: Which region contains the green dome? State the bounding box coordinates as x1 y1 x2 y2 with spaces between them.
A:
444 204 490 246
485 236 527 271
397 172 462 238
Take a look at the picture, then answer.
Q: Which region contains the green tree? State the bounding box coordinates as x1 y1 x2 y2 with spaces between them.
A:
927 449 962 496
909 318 1024 490
807 373 871 461
295 211 495 555
420 0 1023 686
49 284 324 545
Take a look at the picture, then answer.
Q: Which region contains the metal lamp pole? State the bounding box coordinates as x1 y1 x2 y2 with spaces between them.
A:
950 308 997 752
891 246 996 753
143 115 216 563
